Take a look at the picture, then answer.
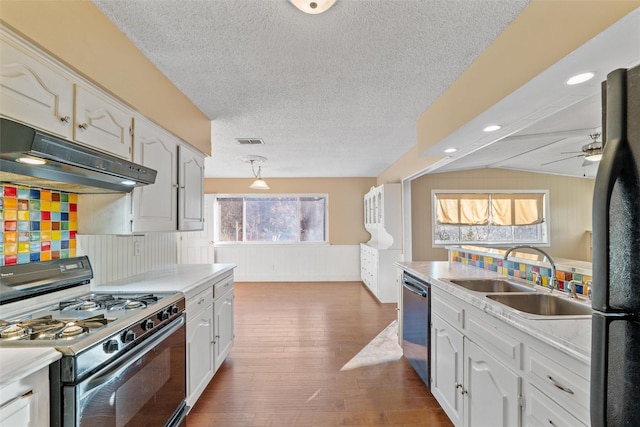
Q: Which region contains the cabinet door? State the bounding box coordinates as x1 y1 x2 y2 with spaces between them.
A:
464 339 521 427
186 303 214 408
0 38 73 139
132 119 178 232
431 314 464 427
178 144 205 231
74 85 133 159
214 288 234 371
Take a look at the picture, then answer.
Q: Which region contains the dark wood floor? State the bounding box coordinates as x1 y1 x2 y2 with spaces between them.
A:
187 281 452 427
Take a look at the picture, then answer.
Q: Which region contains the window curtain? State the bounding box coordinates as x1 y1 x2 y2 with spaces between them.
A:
491 193 544 225
436 193 489 225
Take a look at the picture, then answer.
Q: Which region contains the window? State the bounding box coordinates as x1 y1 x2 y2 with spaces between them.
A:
215 195 328 243
432 191 549 246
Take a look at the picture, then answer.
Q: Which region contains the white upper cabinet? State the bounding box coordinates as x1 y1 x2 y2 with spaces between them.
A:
363 183 401 249
178 144 205 231
73 85 133 159
132 118 178 232
0 36 74 139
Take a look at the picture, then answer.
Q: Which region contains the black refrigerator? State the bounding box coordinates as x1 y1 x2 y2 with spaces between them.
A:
591 64 640 426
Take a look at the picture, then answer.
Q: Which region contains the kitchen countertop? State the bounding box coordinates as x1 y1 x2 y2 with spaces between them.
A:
0 348 61 388
91 263 236 300
397 261 592 364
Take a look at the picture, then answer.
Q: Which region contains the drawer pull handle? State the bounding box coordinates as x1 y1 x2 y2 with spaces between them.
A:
546 375 574 394
548 419 557 427
78 122 89 130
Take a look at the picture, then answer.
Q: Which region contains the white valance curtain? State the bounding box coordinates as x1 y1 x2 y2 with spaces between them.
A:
435 193 544 226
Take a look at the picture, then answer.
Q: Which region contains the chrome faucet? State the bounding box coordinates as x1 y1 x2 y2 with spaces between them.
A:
567 280 582 298
586 280 593 301
503 245 557 293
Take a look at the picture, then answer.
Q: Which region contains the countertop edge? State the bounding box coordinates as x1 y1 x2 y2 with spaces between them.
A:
0 348 61 388
90 263 236 299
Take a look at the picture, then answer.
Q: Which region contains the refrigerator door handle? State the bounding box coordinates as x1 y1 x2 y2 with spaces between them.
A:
592 69 630 312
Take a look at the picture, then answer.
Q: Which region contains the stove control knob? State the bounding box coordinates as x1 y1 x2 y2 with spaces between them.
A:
142 319 155 331
157 310 170 321
122 330 136 343
171 305 179 314
103 339 119 353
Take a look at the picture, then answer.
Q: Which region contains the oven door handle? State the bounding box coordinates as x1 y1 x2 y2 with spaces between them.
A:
78 315 185 395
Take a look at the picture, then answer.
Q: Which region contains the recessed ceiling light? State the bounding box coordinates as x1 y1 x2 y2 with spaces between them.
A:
16 156 46 165
483 125 501 132
444 148 457 154
566 72 595 85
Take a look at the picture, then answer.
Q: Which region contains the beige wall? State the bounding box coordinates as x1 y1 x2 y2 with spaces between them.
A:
205 177 376 246
411 169 595 262
0 0 211 155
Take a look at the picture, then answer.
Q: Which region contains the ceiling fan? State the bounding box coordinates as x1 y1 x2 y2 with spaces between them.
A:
541 132 603 166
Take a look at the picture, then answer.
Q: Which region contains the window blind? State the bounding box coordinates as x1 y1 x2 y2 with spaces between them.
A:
435 192 544 226
436 193 489 225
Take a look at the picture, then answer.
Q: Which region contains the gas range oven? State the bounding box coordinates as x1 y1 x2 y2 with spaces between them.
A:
0 257 187 427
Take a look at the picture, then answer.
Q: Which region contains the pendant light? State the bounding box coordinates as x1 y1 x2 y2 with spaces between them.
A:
243 156 270 190
290 0 337 14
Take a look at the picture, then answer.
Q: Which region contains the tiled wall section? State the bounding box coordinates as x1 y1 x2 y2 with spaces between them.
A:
451 250 593 296
1 184 77 265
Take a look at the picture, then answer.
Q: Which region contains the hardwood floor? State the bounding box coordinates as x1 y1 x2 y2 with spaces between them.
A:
187 281 453 427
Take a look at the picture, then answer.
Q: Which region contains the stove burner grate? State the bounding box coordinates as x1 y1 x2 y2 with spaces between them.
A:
58 293 159 312
0 315 113 341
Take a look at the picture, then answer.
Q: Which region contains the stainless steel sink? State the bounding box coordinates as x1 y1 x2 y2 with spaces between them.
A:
448 279 536 293
486 293 593 317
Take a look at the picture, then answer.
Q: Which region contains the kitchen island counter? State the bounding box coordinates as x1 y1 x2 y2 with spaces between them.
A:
91 263 236 300
398 261 591 364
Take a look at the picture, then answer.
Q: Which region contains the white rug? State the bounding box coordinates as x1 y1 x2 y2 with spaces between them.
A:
340 320 402 371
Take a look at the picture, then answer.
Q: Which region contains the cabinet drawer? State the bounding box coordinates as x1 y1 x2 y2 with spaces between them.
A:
466 313 522 371
432 294 464 330
213 275 234 300
187 287 214 317
526 384 586 427
526 348 590 424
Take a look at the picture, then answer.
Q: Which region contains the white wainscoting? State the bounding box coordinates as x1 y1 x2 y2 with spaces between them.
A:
215 244 361 282
77 233 178 285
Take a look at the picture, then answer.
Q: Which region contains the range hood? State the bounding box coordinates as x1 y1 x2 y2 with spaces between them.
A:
0 118 156 193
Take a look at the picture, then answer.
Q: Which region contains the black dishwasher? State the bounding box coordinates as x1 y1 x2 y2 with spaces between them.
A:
401 271 431 387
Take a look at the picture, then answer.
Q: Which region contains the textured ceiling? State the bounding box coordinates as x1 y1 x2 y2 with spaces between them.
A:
92 0 530 178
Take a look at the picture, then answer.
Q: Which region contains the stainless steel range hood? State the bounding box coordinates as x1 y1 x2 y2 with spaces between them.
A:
0 118 156 193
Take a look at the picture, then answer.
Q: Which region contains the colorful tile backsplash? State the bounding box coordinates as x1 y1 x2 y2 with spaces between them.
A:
451 250 592 296
1 184 77 266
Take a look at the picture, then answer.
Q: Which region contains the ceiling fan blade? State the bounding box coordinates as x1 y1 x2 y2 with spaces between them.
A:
541 154 583 166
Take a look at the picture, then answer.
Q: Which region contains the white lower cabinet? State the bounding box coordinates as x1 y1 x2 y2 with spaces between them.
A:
185 272 234 410
214 279 234 371
0 366 49 427
186 287 215 409
432 313 464 426
360 244 401 303
431 314 520 427
429 284 591 427
464 339 520 427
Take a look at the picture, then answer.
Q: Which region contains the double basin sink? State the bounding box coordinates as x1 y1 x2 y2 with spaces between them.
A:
447 279 592 318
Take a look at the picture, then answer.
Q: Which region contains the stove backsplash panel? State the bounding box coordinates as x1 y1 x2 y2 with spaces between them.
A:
1 183 77 266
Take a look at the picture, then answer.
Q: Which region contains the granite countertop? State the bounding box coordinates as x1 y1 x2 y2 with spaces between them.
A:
91 263 236 300
0 348 61 388
397 261 592 364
